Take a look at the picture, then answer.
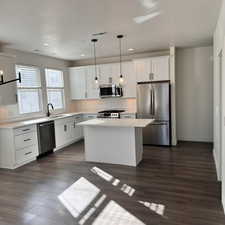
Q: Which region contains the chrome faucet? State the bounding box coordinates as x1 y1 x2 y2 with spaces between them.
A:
47 103 54 117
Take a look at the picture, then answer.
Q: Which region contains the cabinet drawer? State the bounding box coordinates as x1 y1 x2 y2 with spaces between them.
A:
14 132 38 150
15 145 38 164
14 125 36 136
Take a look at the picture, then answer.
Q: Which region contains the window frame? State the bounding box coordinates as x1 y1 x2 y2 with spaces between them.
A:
16 64 43 115
45 68 66 112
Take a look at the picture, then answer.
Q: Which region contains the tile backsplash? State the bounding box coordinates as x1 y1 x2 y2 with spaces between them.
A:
68 98 137 113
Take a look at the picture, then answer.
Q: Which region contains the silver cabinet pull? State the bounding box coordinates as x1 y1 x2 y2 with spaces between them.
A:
24 138 31 142
74 122 76 128
64 125 67 132
22 129 30 132
25 152 32 155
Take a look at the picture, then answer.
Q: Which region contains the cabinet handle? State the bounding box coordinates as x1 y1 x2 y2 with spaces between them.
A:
64 125 67 132
74 122 76 128
25 151 32 155
22 129 30 132
24 138 31 142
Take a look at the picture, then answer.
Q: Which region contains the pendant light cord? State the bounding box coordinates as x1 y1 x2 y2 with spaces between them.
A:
117 35 123 78
91 39 98 79
119 38 122 76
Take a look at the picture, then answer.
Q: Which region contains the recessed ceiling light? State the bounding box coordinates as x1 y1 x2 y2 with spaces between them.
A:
128 48 134 51
43 43 49 47
81 54 85 57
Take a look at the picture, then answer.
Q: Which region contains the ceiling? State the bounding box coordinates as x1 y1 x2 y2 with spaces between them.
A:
0 0 222 60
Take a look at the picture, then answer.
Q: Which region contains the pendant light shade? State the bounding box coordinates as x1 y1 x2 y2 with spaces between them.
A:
117 35 124 84
91 38 98 84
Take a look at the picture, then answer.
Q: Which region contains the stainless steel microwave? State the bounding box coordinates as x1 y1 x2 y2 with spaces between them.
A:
99 84 123 98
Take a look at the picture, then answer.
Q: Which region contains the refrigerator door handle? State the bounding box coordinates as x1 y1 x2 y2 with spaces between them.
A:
152 89 155 115
150 89 153 115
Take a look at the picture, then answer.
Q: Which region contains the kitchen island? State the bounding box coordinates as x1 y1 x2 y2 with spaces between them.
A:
77 118 154 167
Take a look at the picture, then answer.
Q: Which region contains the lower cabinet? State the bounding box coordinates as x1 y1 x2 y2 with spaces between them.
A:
0 124 39 169
54 115 84 150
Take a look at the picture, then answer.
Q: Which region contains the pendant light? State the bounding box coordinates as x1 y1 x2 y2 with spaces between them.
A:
91 39 98 84
117 35 124 84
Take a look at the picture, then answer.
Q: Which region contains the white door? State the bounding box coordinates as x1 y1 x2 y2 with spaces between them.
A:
151 56 170 81
69 67 87 99
122 61 137 98
134 58 151 82
86 65 99 99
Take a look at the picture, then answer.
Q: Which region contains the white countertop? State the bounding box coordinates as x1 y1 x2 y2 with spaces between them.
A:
0 112 83 129
77 119 154 128
0 111 137 129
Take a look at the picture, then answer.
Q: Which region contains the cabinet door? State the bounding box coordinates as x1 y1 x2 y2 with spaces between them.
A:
86 65 99 99
111 63 120 85
0 54 17 105
69 67 87 99
151 56 170 81
55 123 69 148
122 62 137 98
134 58 151 82
98 64 112 84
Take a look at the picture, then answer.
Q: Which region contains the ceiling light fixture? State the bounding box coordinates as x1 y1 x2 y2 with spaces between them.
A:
128 48 134 51
81 54 85 57
91 39 98 84
117 35 124 84
43 43 49 47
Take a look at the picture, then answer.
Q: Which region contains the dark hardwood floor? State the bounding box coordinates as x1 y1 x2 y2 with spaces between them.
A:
0 141 224 225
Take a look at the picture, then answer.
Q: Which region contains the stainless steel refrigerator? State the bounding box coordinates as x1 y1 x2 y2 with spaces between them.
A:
136 81 171 146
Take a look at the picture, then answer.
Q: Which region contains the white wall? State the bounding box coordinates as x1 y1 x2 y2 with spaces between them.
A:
0 48 70 121
214 0 225 210
176 46 213 142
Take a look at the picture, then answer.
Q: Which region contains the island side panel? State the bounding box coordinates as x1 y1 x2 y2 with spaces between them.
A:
83 126 138 166
135 128 143 165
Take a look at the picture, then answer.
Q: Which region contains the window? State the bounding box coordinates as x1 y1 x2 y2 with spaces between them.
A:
45 69 65 110
16 65 42 114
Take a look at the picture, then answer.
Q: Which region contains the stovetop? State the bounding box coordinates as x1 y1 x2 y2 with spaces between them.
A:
98 109 125 113
97 109 125 118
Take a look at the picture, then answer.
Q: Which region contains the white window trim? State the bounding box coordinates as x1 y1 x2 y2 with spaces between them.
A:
45 68 66 112
16 65 43 115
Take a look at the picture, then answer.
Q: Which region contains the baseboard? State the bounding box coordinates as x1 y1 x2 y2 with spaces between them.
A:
54 138 83 152
213 148 221 181
222 197 225 214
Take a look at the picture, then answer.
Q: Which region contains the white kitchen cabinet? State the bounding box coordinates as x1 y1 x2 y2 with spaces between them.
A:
0 124 38 169
98 63 112 84
86 65 99 99
0 54 17 105
70 67 87 100
134 58 151 82
151 56 170 81
121 61 137 98
54 115 84 150
134 56 170 82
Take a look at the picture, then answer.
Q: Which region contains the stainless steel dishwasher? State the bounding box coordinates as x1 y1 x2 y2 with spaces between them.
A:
37 121 56 156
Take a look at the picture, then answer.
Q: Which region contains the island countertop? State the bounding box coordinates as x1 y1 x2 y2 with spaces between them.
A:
77 118 154 128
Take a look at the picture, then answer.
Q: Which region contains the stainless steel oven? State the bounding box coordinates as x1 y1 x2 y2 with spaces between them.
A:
99 84 123 98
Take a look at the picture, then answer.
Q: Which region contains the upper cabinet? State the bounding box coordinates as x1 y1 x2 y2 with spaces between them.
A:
70 67 87 100
0 54 17 105
70 66 99 100
69 55 170 100
134 56 170 82
121 61 136 98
